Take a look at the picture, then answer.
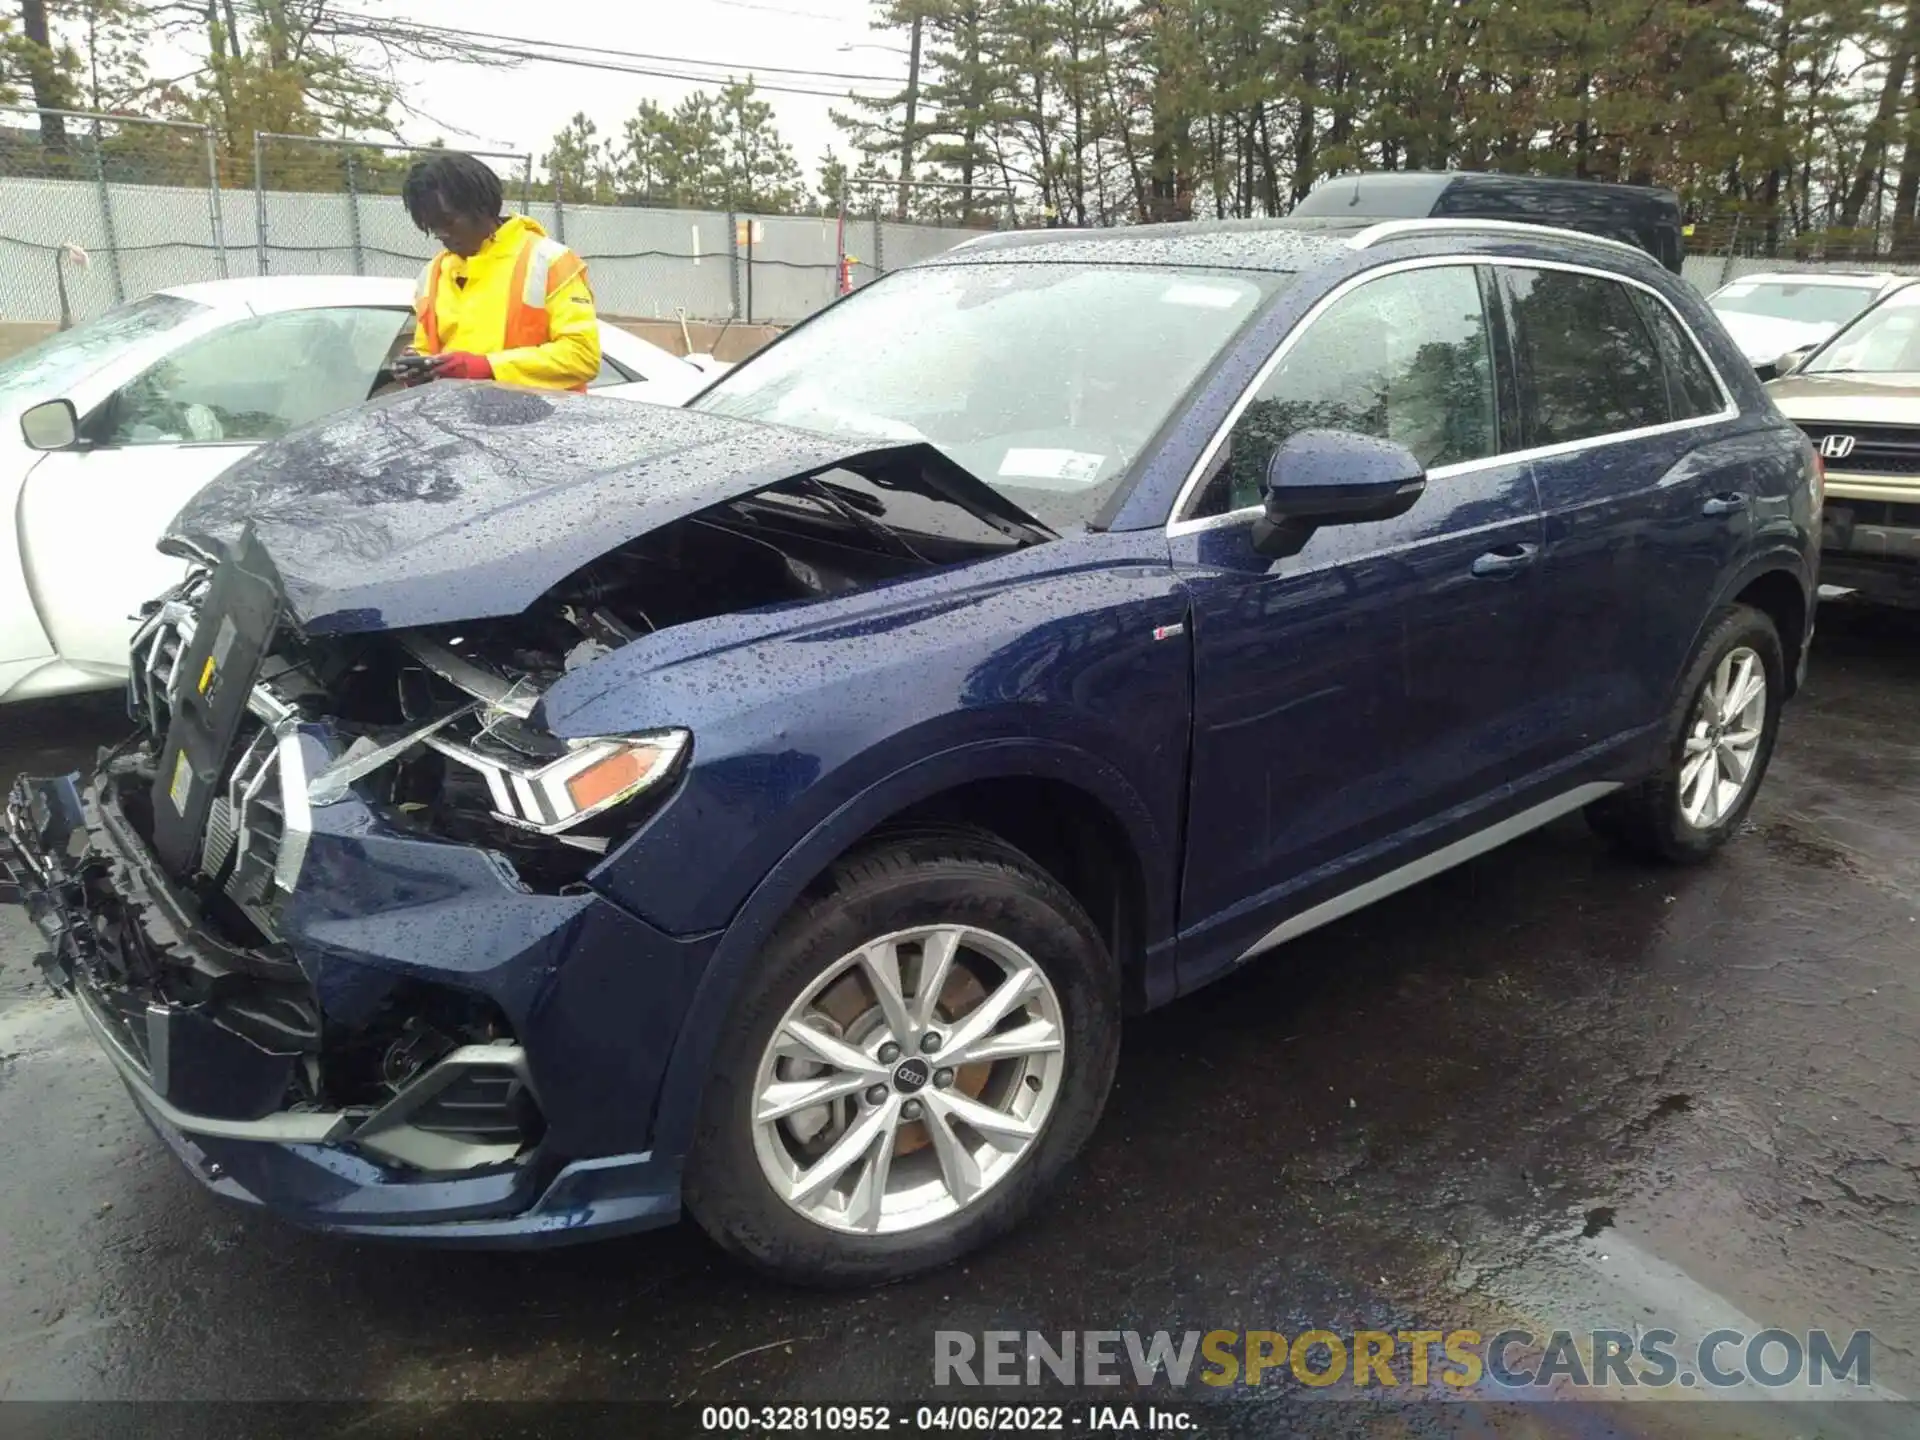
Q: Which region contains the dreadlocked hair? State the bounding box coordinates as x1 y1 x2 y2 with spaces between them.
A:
402 151 504 230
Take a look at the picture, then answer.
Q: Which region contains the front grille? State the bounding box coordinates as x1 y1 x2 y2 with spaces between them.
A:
1798 423 1920 476
129 603 300 936
132 600 194 739
1821 496 1920 529
206 723 286 928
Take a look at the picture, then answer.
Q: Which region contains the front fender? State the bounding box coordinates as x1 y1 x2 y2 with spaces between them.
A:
0 450 57 694
638 736 1175 1160
559 530 1191 936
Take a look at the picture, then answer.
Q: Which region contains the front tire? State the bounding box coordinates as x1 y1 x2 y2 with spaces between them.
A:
684 829 1120 1287
1586 603 1784 864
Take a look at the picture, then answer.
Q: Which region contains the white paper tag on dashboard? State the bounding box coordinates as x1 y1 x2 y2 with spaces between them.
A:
1161 281 1245 309
999 448 1105 483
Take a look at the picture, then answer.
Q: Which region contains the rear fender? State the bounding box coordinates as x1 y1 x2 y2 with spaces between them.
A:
1698 545 1815 694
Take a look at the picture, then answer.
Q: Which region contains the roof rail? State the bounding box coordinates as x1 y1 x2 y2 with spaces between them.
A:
1347 218 1650 262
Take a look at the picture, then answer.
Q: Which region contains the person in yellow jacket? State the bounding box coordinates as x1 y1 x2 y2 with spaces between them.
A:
400 151 600 392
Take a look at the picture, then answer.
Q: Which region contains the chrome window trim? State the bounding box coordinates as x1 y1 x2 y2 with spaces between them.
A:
1347 218 1651 264
1165 253 1740 537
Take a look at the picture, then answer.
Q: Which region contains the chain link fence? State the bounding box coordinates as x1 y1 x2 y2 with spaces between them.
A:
0 106 1002 330
547 193 740 322
250 133 533 280
1681 207 1920 292
0 105 226 327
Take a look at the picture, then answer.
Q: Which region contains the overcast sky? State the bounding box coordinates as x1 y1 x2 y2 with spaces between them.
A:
366 0 906 181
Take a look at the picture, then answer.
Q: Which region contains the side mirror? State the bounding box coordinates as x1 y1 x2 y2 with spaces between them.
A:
20 398 78 451
1254 429 1426 557
1773 346 1815 378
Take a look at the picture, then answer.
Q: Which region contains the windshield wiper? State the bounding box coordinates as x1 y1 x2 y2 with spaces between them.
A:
802 476 931 564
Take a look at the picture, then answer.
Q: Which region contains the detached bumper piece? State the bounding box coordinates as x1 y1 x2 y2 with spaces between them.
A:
0 771 542 1174
1 772 88 993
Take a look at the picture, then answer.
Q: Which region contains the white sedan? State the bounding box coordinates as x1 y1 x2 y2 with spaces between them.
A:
1707 270 1914 372
0 275 717 703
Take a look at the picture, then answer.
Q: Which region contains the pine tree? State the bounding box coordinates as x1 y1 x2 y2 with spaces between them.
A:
616 99 677 204
544 112 613 205
717 80 805 212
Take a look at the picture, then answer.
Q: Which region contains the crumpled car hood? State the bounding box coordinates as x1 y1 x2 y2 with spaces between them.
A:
166 383 1019 635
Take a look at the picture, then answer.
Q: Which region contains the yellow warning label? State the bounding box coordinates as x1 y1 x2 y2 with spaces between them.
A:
168 749 193 815
197 655 216 695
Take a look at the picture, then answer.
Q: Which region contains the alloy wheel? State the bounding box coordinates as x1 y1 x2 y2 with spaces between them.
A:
1679 645 1767 830
750 924 1066 1235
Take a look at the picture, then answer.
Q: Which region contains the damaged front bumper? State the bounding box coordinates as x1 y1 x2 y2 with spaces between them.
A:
0 758 704 1246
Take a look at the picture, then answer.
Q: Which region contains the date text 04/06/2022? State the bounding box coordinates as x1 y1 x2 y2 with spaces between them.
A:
698 1404 1195 1432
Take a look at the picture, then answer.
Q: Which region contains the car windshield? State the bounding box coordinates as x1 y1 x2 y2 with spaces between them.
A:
693 262 1286 530
1710 280 1881 328
1803 285 1920 374
0 293 207 409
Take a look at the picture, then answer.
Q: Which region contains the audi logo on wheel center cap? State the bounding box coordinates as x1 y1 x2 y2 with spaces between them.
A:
1819 433 1857 460
892 1057 932 1093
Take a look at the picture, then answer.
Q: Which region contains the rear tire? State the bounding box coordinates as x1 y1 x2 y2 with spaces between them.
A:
684 829 1120 1287
1585 603 1784 864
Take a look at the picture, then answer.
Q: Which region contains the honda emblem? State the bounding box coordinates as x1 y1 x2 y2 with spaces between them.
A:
1819 433 1857 460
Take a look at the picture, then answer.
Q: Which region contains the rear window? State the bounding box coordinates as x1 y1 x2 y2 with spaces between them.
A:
1290 177 1449 219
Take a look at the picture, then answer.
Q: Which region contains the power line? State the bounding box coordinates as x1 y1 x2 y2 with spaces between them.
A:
373 40 887 99
695 0 866 21
40 1 898 101
317 31 885 98
318 4 902 86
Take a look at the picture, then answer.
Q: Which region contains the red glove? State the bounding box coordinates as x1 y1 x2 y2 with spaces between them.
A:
430 351 493 381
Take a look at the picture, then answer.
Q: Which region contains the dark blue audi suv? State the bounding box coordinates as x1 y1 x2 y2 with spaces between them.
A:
2 217 1819 1285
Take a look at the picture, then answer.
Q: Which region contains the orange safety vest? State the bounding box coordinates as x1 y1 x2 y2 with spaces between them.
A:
414 233 590 392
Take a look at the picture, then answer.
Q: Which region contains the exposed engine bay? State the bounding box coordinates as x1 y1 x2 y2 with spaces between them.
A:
393 480 968 698
8 390 1066 1180
30 467 1040 1153
148 469 1042 904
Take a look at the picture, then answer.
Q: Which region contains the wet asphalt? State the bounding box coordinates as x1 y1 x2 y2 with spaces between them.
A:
1 602 1917 1436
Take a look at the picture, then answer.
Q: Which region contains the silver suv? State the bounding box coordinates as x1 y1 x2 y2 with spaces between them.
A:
1769 282 1920 605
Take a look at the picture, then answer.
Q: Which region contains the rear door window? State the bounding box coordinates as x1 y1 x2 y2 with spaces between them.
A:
1501 268 1670 446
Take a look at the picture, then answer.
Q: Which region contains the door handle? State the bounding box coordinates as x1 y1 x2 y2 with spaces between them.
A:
1702 492 1749 517
1470 543 1539 579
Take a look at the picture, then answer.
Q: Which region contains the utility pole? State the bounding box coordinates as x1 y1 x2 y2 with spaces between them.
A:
897 8 924 223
